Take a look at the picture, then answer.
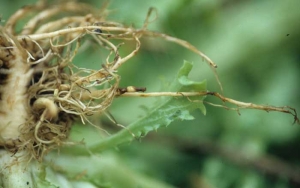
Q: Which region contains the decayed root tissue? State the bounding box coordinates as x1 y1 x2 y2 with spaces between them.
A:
0 1 298 160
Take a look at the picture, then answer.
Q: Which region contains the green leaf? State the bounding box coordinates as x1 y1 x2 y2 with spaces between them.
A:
63 61 206 155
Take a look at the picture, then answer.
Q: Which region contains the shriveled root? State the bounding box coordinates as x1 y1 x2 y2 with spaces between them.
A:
0 1 297 161
0 1 125 160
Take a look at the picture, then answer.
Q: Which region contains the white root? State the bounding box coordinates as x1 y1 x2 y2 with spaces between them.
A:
32 98 58 120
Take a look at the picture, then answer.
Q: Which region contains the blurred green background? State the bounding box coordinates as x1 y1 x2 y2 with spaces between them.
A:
1 0 300 187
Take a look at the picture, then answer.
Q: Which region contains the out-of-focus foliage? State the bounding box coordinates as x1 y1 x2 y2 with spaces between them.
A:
1 0 299 187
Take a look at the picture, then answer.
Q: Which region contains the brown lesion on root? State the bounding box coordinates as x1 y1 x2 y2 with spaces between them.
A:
205 91 299 124
1 138 22 155
0 0 298 162
118 91 299 124
0 34 15 88
117 86 147 95
0 1 110 160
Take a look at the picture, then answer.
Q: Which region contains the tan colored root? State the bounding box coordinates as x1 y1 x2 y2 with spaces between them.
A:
1 1 115 160
32 98 58 120
0 1 297 162
117 91 299 124
0 27 32 143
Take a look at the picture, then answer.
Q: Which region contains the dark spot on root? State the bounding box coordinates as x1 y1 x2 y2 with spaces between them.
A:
0 59 10 85
94 28 102 34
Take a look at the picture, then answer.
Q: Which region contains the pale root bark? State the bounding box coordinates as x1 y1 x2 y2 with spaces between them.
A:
0 46 32 142
0 1 298 161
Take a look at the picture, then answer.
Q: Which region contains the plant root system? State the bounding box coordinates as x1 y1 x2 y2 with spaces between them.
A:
0 1 298 161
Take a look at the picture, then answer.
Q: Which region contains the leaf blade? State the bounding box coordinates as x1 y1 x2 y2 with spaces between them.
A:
64 61 207 155
89 61 206 152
